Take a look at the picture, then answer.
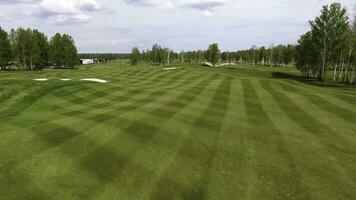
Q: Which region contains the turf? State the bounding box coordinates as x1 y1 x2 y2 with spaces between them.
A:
0 63 356 200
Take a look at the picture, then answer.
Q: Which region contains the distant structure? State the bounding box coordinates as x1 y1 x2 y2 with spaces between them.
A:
80 58 106 65
80 59 95 65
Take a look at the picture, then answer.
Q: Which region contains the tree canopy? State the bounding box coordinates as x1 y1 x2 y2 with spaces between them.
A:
295 3 355 84
130 47 141 65
0 27 12 70
0 27 78 70
206 43 221 67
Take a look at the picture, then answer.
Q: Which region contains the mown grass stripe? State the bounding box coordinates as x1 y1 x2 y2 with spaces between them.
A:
74 75 221 198
32 69 190 124
46 69 196 121
17 68 209 169
278 82 356 124
150 76 232 199
260 80 356 197
14 72 217 199
0 82 83 121
241 79 307 200
333 93 356 106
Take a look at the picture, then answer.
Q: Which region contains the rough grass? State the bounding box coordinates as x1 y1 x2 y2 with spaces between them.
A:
0 63 356 200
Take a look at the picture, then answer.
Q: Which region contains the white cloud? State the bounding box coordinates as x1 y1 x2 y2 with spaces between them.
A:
123 0 175 9
31 0 101 24
0 12 12 21
0 0 38 4
202 10 213 16
123 0 230 15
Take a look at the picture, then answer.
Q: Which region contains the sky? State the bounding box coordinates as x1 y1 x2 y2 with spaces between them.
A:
0 0 355 53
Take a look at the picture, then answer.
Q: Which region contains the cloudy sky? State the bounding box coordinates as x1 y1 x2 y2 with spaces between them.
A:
0 0 354 53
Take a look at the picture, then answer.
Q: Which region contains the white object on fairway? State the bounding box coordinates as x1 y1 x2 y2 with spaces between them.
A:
60 78 71 81
34 78 48 81
81 78 108 83
162 67 176 71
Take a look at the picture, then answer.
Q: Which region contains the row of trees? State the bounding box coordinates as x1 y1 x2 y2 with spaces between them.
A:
0 27 78 70
79 53 130 60
232 44 296 66
295 3 356 84
130 42 298 68
130 43 297 67
131 43 222 66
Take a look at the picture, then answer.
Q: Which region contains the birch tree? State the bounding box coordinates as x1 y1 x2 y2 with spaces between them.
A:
310 3 349 81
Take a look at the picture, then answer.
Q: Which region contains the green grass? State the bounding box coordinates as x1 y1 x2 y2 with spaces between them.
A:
0 62 356 200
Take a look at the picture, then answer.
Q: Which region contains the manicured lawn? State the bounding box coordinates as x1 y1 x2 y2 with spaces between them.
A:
0 63 356 199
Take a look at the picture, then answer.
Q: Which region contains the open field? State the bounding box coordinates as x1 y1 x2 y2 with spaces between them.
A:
1 63 356 200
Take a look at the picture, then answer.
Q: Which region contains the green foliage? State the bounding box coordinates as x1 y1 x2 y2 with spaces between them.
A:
13 28 33 69
295 31 320 78
1 27 77 70
206 43 220 67
79 53 130 60
135 44 171 66
49 33 78 68
62 34 78 68
0 27 12 70
32 30 49 70
130 47 141 65
297 3 352 80
49 33 63 68
231 44 296 66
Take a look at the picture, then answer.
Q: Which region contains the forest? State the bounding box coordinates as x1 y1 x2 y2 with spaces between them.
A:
0 28 78 70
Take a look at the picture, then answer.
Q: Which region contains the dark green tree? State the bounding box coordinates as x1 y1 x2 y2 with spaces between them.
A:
131 47 141 65
0 27 12 70
206 43 220 67
49 33 64 68
32 30 49 70
62 34 78 68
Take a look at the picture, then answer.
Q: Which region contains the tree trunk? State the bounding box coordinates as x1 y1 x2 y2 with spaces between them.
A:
343 66 348 83
334 65 337 81
22 46 25 70
351 66 355 84
346 48 353 84
338 65 344 81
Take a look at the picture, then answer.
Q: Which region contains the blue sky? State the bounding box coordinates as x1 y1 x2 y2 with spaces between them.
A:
0 0 354 53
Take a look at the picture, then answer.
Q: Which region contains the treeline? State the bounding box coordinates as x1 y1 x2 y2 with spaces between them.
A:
0 27 78 70
79 53 130 60
131 43 222 66
228 44 296 66
130 43 296 67
295 3 356 84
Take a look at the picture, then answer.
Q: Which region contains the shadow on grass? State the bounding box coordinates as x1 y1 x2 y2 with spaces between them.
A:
272 72 356 89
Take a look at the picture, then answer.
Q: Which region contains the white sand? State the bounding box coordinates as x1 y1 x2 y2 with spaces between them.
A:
163 67 177 71
34 78 48 81
80 78 108 83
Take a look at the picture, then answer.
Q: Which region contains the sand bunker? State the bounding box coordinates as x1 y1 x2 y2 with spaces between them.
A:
80 78 108 83
33 78 107 83
34 78 48 81
163 67 177 71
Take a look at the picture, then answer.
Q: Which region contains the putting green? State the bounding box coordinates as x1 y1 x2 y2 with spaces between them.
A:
0 63 356 200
